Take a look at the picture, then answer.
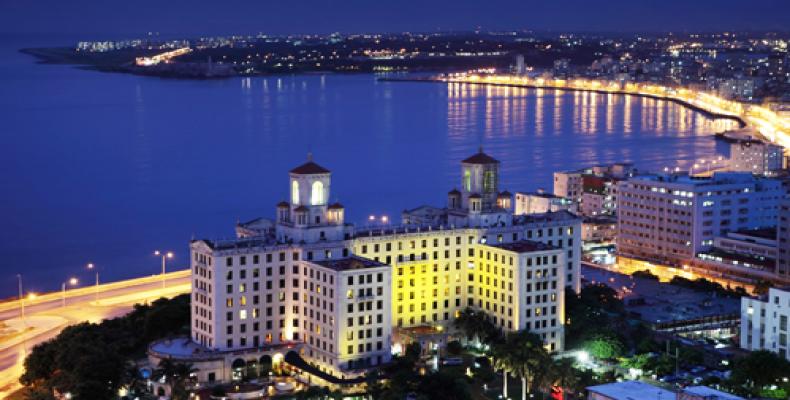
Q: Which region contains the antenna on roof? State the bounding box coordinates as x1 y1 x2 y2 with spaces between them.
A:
307 151 313 162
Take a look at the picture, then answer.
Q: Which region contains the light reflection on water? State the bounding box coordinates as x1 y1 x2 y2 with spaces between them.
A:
0 44 737 295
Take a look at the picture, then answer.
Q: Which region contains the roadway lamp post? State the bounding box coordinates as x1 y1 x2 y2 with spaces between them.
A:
87 263 99 303
154 250 174 289
16 274 24 322
61 277 78 308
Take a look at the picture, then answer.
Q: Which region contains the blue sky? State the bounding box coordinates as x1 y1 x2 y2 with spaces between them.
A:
1 0 788 38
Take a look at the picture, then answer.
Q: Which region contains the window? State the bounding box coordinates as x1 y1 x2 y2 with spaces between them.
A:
311 181 324 205
291 181 299 204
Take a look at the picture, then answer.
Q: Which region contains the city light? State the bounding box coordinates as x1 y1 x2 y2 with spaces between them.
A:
442 73 789 149
154 250 175 288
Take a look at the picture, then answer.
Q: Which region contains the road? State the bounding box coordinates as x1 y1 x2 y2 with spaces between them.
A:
0 270 191 398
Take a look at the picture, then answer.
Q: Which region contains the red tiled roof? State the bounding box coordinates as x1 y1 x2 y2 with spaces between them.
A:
462 151 499 164
290 161 330 175
328 202 344 209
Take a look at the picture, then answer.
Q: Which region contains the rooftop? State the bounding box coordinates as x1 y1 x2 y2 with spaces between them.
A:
586 380 675 400
462 149 499 165
290 155 330 174
582 266 741 325
512 210 582 225
515 191 564 199
629 171 762 186
682 386 743 400
199 237 277 251
312 255 388 271
489 240 556 253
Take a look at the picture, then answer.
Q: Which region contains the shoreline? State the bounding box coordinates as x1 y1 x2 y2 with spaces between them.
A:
379 77 748 128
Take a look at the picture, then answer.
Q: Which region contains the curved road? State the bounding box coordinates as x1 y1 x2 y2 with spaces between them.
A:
0 270 191 397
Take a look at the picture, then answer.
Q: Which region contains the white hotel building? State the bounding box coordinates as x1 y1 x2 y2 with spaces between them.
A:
617 172 784 266
179 151 581 386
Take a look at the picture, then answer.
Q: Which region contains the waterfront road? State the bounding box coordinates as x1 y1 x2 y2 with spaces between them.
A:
0 270 191 398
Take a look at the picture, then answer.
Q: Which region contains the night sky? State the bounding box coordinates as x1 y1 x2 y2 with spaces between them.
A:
1 0 789 38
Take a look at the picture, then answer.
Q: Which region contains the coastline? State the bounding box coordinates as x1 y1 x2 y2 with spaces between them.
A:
379 76 748 128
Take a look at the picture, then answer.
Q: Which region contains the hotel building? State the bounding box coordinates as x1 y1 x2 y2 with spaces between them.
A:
184 150 581 385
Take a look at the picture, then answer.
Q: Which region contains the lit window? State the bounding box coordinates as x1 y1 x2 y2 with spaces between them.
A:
311 181 324 205
291 181 300 204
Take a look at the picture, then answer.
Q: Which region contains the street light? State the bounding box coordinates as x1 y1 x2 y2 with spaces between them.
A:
154 250 174 289
62 277 78 308
87 263 99 303
16 274 25 323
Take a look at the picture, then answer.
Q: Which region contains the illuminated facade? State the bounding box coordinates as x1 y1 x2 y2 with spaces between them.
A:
189 151 581 384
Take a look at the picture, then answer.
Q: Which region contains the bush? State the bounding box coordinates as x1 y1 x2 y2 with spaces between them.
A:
446 340 463 355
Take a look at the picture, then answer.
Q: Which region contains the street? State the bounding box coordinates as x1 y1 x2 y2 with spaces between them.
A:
0 270 191 398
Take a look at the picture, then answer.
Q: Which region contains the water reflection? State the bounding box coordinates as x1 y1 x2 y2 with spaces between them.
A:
444 82 739 188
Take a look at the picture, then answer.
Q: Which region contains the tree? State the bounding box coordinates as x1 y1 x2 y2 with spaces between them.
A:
416 370 472 400
446 340 463 356
155 360 197 400
620 353 651 370
19 295 192 398
729 350 790 392
490 341 511 399
632 270 659 280
547 358 579 397
583 334 624 360
405 341 422 363
500 330 551 400
120 362 145 398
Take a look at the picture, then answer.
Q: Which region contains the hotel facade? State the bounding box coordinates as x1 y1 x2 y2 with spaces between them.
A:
182 151 581 385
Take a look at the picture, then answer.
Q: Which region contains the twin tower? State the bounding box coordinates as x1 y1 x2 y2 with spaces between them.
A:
275 148 514 245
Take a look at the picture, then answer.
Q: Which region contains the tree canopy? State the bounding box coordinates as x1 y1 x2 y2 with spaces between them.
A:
19 294 190 399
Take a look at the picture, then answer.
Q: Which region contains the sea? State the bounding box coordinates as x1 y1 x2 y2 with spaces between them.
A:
0 34 738 297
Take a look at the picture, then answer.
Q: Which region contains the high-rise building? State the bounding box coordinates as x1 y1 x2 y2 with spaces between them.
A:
515 54 526 74
185 150 581 385
741 287 790 361
778 197 790 279
617 172 784 266
726 134 784 176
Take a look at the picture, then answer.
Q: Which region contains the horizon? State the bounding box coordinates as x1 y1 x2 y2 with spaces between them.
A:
2 0 789 39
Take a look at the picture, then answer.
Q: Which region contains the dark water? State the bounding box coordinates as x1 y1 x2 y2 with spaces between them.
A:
0 35 737 297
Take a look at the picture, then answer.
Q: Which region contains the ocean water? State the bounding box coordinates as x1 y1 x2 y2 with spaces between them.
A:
0 35 737 297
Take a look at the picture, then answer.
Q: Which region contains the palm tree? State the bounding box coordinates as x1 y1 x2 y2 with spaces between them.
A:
501 330 551 400
491 341 512 399
120 362 144 396
547 358 579 398
155 359 197 400
454 308 480 344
